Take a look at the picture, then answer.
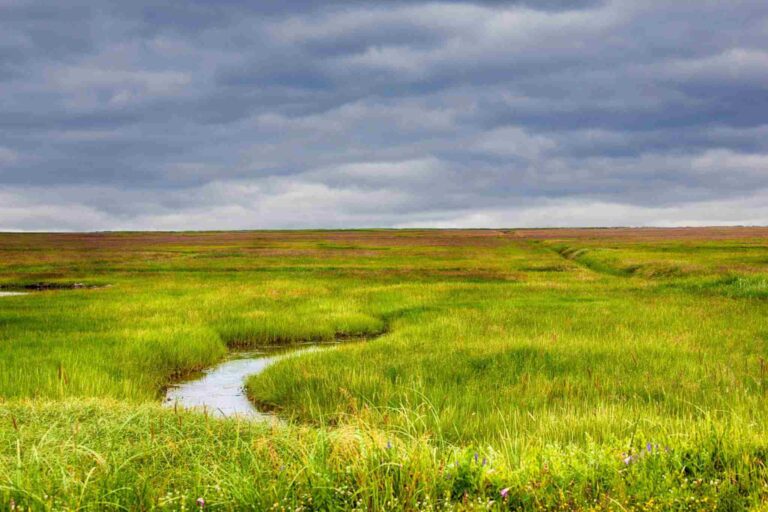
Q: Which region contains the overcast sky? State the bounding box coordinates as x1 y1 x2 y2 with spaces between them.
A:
1 0 767 230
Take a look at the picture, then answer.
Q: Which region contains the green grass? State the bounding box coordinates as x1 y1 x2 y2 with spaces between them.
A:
2 229 768 510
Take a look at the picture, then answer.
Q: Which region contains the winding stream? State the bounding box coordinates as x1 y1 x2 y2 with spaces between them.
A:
164 344 329 421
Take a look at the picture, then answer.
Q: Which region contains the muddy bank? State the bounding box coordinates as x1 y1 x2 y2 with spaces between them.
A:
0 281 107 291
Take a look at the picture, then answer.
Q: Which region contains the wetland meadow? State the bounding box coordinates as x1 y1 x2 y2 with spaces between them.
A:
2 228 768 510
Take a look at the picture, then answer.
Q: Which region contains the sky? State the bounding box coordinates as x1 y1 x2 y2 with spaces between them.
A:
1 0 767 231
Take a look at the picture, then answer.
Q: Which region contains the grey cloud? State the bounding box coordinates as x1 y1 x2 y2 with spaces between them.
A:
1 0 767 230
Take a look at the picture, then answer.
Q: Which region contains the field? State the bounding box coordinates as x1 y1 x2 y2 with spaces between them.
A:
1 228 768 511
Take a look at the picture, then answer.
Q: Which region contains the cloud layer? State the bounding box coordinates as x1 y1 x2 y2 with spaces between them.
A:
1 0 767 230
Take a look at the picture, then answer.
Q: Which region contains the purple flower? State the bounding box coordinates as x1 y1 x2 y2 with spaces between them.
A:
196 497 205 508
646 442 653 453
474 452 479 463
386 441 392 450
500 487 510 499
482 457 487 467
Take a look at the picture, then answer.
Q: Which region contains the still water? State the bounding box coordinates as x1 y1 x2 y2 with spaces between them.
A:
164 345 327 421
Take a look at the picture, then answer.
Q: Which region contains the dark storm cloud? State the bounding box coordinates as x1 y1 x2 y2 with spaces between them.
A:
1 0 767 230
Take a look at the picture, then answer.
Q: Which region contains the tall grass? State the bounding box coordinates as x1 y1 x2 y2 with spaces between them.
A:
3 400 768 510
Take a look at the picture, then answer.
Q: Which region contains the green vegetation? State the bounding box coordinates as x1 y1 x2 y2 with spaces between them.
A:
2 229 768 510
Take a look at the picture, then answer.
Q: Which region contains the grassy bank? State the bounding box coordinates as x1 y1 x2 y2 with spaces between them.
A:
4 400 768 511
1 229 768 510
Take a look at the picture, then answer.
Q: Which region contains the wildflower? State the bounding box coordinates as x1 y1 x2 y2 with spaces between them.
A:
9 498 16 511
197 497 205 508
482 457 487 467
500 488 510 500
474 452 479 463
646 442 653 453
386 441 392 450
